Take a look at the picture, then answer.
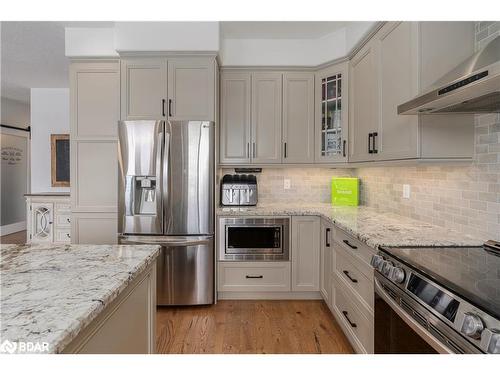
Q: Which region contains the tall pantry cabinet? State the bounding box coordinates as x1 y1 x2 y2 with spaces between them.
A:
70 60 120 244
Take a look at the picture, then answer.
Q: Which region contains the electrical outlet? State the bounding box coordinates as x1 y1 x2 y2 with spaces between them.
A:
284 179 291 190
403 184 411 199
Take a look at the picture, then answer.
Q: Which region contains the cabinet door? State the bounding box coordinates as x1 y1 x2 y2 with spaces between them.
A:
71 213 118 244
121 58 167 120
291 216 320 292
283 72 314 163
320 220 333 304
70 61 120 139
167 58 215 121
30 202 54 243
251 73 282 164
349 42 379 162
375 22 419 160
315 63 349 163
219 72 251 164
71 140 117 212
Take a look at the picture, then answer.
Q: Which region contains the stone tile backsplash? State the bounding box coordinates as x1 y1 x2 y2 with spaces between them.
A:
220 22 500 241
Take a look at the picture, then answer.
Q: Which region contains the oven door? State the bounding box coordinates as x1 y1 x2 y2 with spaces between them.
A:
375 276 463 354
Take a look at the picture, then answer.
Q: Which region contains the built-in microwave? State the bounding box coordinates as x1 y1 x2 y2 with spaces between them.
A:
217 217 289 261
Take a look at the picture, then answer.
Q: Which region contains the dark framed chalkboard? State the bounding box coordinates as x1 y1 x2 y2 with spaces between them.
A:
51 134 70 187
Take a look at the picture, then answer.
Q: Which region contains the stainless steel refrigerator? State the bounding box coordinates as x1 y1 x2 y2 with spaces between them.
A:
118 120 214 305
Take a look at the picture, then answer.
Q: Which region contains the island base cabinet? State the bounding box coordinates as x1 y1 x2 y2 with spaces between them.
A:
63 262 156 354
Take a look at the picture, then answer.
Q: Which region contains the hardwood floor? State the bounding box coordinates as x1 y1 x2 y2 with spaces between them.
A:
0 230 26 244
156 300 354 354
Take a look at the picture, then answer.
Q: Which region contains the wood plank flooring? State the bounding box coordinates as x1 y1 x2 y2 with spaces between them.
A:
156 300 354 354
0 230 26 244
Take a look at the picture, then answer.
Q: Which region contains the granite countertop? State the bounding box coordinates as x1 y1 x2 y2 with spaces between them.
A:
0 243 160 354
217 203 484 248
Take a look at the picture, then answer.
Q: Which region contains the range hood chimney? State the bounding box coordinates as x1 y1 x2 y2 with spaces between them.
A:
398 35 500 115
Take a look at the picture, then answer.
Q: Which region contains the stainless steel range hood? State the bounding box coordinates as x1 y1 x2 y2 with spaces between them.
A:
398 35 500 115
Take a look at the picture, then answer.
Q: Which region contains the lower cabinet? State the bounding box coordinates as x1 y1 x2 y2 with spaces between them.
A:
320 219 333 304
71 213 118 244
26 195 71 244
291 216 320 292
218 262 291 292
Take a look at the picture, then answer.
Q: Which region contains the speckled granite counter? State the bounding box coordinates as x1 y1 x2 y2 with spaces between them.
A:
0 244 160 353
217 203 484 248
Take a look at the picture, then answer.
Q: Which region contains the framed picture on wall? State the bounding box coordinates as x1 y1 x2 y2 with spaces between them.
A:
51 134 70 187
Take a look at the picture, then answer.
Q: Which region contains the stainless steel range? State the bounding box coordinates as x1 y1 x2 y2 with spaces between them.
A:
370 241 500 354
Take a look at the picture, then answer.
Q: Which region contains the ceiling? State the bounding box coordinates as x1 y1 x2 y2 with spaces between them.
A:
1 21 113 103
220 21 349 39
1 21 352 104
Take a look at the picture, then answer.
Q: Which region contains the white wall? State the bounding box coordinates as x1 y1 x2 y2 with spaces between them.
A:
30 88 70 193
114 22 220 52
1 97 30 128
65 27 118 58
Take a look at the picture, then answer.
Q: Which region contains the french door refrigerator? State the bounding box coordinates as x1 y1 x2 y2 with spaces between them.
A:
118 120 214 305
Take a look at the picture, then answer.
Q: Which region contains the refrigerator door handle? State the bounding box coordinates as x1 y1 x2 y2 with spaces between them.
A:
156 127 164 227
163 121 171 233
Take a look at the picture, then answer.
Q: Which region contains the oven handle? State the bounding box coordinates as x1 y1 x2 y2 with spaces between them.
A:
374 278 454 354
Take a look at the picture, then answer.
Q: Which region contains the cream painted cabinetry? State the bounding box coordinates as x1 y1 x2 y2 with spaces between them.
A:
121 56 216 121
320 219 333 304
26 195 71 244
283 72 315 163
251 72 283 164
219 70 316 165
219 72 252 164
315 62 349 163
70 60 120 244
291 216 320 292
349 21 474 163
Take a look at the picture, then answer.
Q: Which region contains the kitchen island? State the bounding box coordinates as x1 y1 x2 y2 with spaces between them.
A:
0 243 160 354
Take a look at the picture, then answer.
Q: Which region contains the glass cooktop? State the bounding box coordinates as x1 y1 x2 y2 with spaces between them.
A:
379 245 500 320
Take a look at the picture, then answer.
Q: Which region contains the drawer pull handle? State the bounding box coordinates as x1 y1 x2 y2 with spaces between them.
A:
245 275 263 279
342 310 357 328
325 228 331 247
343 270 358 283
343 239 358 250
66 218 71 223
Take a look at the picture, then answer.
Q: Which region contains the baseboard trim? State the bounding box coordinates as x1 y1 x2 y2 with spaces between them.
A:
217 291 322 300
0 221 26 236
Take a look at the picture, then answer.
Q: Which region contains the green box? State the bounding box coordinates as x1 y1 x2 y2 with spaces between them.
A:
331 178 359 206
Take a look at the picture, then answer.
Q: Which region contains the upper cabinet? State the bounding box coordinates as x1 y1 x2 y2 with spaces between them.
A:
121 56 216 122
220 72 252 164
315 63 348 163
251 73 283 164
121 58 167 121
349 41 379 163
167 58 215 121
283 72 315 164
349 21 475 163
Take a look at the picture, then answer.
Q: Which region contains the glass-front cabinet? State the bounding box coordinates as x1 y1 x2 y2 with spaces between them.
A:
315 62 349 163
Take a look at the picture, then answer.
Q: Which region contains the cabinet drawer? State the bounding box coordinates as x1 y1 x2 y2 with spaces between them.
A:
218 262 291 292
333 227 376 267
332 277 373 353
55 229 71 243
335 246 373 310
56 213 71 228
55 203 71 213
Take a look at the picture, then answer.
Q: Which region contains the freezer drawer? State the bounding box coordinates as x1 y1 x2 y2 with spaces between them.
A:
119 235 214 305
